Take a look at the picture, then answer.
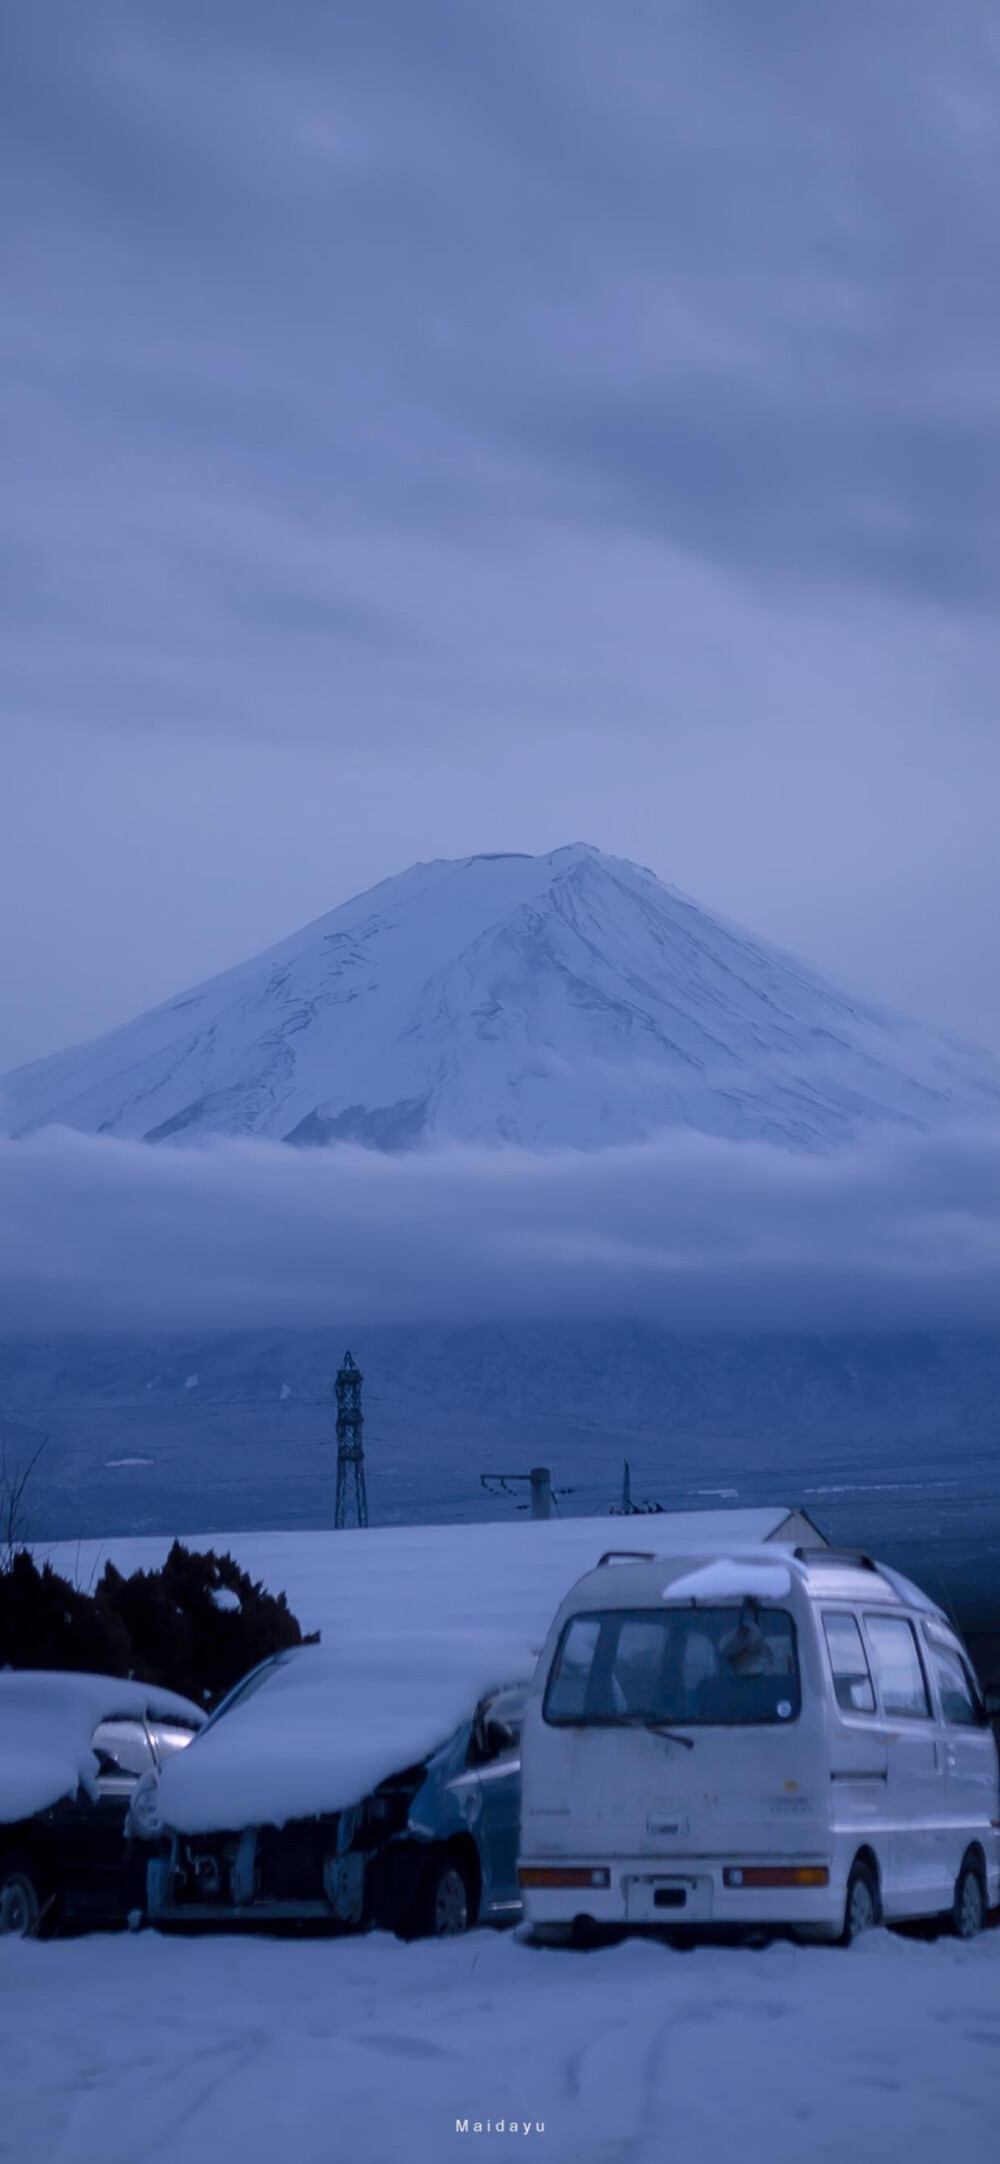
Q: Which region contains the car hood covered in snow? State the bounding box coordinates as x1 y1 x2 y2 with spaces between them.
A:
0 1671 205 1823
154 1632 537 1834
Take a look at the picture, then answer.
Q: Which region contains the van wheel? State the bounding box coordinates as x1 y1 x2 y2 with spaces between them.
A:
0 1850 51 1940
841 1860 879 1945
952 1858 986 1941
525 1924 574 1949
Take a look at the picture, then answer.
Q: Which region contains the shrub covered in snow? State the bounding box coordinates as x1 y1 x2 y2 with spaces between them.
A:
0 1543 316 1707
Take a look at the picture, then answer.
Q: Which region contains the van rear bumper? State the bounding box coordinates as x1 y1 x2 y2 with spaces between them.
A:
519 1854 842 1933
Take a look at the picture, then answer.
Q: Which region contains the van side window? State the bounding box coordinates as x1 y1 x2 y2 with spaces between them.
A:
922 1627 986 1729
822 1612 875 1715
863 1614 930 1720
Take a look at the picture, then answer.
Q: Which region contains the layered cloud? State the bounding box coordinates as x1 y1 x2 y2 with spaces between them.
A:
3 3 1000 751
3 1123 1000 1335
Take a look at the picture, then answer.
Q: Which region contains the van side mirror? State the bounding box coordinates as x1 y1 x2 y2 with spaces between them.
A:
983 1685 1000 1718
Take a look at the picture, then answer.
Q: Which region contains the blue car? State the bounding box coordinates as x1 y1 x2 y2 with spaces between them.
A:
373 1682 526 1937
135 1646 529 1938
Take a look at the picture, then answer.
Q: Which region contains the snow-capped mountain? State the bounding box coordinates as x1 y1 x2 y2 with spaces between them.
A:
4 844 1000 1150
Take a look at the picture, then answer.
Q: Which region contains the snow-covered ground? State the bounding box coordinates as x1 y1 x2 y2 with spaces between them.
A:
20 1514 998 2159
4 1923 1000 2164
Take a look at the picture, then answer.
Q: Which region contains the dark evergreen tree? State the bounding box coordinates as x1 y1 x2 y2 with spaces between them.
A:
0 1542 317 1706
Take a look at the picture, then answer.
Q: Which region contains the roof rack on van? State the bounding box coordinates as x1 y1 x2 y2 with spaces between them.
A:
793 1546 879 1571
596 1550 658 1567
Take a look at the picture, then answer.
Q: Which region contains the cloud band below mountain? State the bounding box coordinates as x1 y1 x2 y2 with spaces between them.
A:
3 1123 1000 1336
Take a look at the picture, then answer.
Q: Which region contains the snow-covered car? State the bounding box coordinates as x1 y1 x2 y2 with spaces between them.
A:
0 1670 205 1937
137 1634 535 1936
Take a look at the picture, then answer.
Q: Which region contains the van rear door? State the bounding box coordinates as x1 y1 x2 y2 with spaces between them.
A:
921 1621 998 1884
529 1602 824 1866
862 1611 950 1914
821 1609 889 1808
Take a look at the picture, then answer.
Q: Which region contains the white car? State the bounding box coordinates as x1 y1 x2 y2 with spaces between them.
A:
0 1671 205 1937
519 1545 1000 1945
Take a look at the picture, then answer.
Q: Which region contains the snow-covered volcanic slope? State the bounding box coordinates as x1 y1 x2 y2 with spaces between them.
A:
4 844 1000 1149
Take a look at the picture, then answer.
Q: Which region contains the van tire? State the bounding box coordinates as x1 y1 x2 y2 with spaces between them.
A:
952 1856 986 1940
570 1917 626 1950
841 1859 879 1945
525 1923 574 1949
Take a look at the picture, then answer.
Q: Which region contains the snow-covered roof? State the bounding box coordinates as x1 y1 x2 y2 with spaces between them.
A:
46 1509 823 1668
0 1671 205 1825
155 1631 536 1834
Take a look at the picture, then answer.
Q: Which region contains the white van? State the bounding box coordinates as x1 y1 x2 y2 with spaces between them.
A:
518 1546 1000 1944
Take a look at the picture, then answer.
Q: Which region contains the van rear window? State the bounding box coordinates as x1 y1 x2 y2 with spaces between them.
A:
543 1606 800 1728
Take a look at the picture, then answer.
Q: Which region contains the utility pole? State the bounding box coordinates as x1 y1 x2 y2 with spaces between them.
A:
529 1467 552 1520
334 1351 368 1529
479 1467 555 1520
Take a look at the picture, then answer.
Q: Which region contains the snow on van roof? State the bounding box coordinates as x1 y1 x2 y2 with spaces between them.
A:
154 1629 537 1835
0 1671 205 1825
560 1545 800 1610
559 1546 949 1622
663 1558 793 1601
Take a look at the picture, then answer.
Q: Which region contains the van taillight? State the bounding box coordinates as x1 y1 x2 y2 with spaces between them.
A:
724 1866 829 1889
519 1867 610 1889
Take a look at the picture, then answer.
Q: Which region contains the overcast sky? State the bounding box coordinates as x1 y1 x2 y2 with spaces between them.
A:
3 2 1000 1071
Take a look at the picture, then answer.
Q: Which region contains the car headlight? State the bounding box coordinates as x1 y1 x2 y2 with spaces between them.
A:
127 1770 165 1840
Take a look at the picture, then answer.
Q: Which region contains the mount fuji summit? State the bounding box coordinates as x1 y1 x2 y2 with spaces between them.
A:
4 844 1000 1151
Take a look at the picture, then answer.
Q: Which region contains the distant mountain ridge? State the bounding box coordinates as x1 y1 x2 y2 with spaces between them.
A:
8 1323 1000 1623
3 844 1000 1150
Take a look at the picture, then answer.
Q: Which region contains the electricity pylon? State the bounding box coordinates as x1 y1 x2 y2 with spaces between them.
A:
334 1351 368 1528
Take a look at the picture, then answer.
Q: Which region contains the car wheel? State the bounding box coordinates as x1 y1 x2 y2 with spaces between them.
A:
952 1857 986 1941
0 1850 51 1940
841 1860 879 1945
399 1850 476 1940
429 1858 473 1937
